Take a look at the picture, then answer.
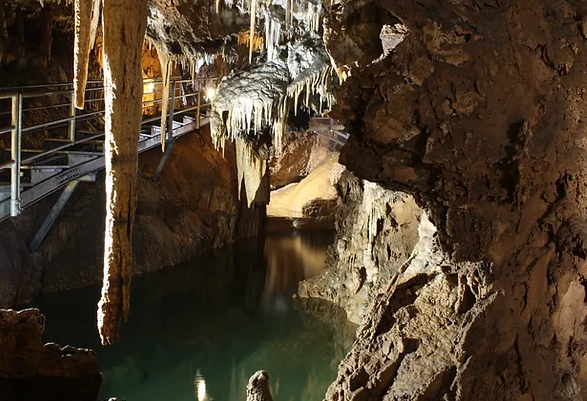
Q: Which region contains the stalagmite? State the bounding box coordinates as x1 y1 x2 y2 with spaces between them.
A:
73 0 94 109
96 0 148 346
246 371 274 401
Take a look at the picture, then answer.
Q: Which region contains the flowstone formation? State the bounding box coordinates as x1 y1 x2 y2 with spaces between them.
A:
298 172 423 324
316 0 587 399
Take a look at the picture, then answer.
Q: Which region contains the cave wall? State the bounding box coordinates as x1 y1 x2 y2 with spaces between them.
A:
298 171 422 324
317 0 587 399
0 126 263 307
269 131 339 189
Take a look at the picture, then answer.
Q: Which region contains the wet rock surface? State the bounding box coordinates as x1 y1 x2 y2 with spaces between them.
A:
0 308 101 401
316 0 587 399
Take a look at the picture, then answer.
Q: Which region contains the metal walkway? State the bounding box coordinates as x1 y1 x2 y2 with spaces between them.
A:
307 117 349 147
0 76 216 224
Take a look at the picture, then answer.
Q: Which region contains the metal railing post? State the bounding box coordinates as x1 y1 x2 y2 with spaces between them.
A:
167 80 175 142
69 91 76 142
196 90 201 128
10 94 22 217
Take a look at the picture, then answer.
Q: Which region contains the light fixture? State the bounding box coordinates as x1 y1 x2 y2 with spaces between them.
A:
144 82 155 94
205 87 216 101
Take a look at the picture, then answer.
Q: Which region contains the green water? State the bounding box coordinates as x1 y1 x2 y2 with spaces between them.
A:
34 223 352 401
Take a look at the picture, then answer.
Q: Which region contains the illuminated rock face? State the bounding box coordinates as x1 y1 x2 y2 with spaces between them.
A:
298 173 423 324
313 0 587 399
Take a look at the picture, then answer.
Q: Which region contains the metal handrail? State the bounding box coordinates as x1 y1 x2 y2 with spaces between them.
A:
0 76 217 219
0 76 215 93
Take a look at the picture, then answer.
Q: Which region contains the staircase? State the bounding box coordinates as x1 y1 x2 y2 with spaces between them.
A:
0 77 216 225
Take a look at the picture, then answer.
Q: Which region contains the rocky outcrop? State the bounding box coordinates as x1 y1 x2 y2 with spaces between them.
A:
246 371 274 401
299 172 422 323
319 0 587 399
269 131 340 189
0 126 263 307
0 308 101 401
267 152 345 218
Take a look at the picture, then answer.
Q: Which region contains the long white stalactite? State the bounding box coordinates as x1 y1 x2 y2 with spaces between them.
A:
236 137 267 207
96 0 148 346
249 0 256 63
73 0 94 109
264 10 281 62
88 0 102 49
156 46 173 152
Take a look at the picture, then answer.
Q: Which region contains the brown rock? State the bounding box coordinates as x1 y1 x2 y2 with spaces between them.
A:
246 370 274 401
313 0 587 399
0 308 101 401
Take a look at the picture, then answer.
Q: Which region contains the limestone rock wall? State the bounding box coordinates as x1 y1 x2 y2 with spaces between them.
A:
298 171 422 324
319 0 587 399
269 131 339 189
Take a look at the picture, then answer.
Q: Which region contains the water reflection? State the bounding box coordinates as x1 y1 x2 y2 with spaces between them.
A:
34 222 349 401
194 371 207 401
262 231 331 313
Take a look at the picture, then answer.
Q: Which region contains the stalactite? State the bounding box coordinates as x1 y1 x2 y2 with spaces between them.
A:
89 0 102 49
156 47 173 151
0 1 6 64
97 0 148 346
73 0 94 109
236 137 267 207
39 3 52 67
176 52 215 77
15 7 24 44
285 0 291 32
210 61 289 150
287 64 335 115
249 0 256 63
264 11 281 62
